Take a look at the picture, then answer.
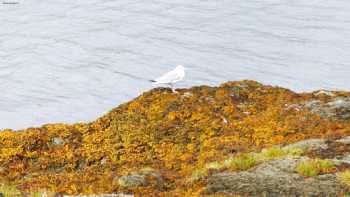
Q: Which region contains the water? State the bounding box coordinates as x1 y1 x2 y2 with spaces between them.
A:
1 0 350 130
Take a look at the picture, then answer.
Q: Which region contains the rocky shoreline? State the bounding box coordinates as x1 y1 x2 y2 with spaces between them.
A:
1 80 350 196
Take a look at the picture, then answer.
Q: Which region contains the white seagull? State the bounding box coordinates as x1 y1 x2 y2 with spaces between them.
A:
151 65 185 93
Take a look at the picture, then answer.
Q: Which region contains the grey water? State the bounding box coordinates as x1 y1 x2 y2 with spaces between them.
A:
1 0 350 130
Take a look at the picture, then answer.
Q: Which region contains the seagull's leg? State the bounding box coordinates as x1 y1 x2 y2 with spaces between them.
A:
170 83 177 93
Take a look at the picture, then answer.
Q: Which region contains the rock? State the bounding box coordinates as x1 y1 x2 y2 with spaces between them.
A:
285 104 302 111
304 97 350 120
182 92 193 98
282 139 327 151
100 158 107 165
53 137 65 145
116 168 164 189
336 136 350 144
313 90 335 97
117 173 147 188
305 100 332 118
202 158 346 196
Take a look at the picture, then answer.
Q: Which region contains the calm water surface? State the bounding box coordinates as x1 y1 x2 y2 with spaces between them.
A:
1 0 350 129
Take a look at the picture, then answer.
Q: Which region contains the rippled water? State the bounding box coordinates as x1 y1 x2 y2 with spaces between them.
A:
1 0 350 129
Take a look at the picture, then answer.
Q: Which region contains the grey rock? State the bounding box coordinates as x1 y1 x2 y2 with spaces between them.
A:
304 97 350 120
116 168 164 189
53 137 65 145
182 92 193 98
117 173 147 188
100 158 107 165
285 104 302 111
333 153 350 165
313 90 335 97
203 158 346 197
282 138 327 151
336 136 350 144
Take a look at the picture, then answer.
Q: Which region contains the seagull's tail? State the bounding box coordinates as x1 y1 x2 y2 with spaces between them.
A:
149 79 156 83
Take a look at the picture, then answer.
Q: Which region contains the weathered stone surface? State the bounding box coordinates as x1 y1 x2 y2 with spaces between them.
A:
52 137 65 145
115 169 164 189
313 90 336 97
304 97 350 120
282 139 327 151
336 136 350 144
203 158 346 197
117 173 148 188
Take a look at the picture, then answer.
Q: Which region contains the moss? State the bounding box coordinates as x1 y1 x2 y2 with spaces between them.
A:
0 80 349 195
296 159 336 177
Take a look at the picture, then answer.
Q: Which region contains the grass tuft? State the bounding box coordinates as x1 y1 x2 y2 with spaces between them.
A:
296 159 336 177
259 147 287 160
223 154 258 171
187 168 209 184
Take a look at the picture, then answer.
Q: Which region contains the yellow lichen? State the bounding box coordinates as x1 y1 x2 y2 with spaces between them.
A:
337 170 350 189
0 184 23 197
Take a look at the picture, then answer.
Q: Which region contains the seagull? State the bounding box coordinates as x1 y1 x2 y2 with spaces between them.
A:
151 65 185 93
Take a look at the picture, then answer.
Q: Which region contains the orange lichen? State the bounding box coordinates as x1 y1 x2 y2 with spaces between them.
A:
0 80 350 195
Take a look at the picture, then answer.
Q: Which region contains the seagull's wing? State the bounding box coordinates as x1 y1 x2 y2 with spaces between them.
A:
153 69 182 84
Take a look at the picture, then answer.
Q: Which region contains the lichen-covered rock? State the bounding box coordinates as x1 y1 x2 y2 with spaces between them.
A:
282 139 327 151
115 168 165 190
304 97 350 121
0 80 350 196
117 173 147 188
203 158 346 196
53 137 65 145
336 136 350 144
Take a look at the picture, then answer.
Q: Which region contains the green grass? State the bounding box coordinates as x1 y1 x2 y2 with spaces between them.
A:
258 147 287 160
223 154 258 171
205 162 224 170
187 168 209 184
296 161 319 177
296 159 335 177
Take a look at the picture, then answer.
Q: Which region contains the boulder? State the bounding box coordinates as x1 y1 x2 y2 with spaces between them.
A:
203 158 346 196
115 168 164 190
304 97 350 121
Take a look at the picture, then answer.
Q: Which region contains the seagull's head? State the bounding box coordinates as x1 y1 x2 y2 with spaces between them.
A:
176 65 185 71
